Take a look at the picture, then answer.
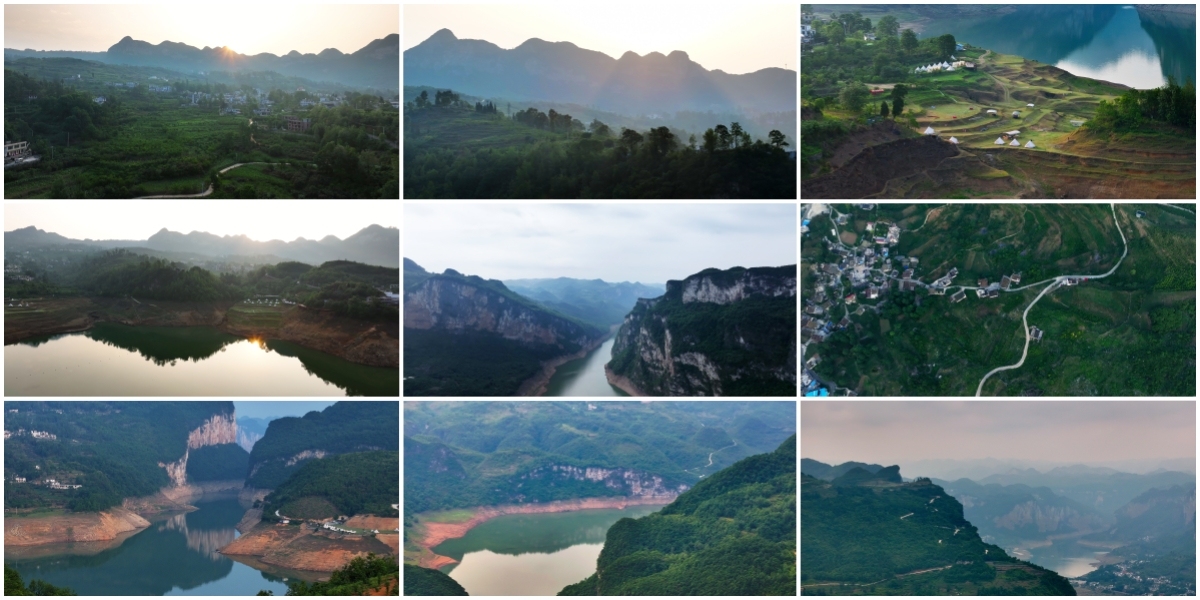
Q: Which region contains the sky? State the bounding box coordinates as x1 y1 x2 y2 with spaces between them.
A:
4 200 398 242
802 401 1196 466
403 203 797 283
4 4 398 56
404 4 798 74
233 401 337 421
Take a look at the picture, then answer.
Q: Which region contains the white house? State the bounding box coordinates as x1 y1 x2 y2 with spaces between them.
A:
93 96 106 105
1026 103 1035 108
986 109 998 114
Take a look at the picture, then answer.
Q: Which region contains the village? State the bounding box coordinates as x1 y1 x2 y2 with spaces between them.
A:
273 509 400 537
800 203 1078 397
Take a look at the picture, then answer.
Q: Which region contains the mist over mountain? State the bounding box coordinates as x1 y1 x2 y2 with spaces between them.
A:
5 224 398 268
403 29 795 116
4 34 399 91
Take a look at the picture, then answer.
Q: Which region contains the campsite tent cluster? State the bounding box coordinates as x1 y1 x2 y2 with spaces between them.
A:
994 131 1036 148
923 126 959 144
915 60 972 74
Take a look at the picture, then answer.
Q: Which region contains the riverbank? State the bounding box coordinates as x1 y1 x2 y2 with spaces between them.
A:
219 516 399 573
4 507 151 547
408 496 675 569
518 325 618 396
4 297 398 369
604 365 647 396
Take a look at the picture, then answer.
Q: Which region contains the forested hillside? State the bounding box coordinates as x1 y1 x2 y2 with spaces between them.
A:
247 401 398 489
186 443 249 482
403 564 468 596
403 401 794 515
261 450 398 521
3 402 233 512
559 435 796 595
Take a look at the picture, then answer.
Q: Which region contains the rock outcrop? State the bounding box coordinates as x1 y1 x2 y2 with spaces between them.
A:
523 465 688 499
220 522 397 573
4 508 151 546
159 412 238 487
606 265 797 396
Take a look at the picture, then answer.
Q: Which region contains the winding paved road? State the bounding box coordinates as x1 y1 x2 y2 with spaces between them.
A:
133 162 293 198
974 203 1128 396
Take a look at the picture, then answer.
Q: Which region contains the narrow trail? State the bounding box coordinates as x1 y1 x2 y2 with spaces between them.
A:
133 162 291 198
975 203 1127 396
1163 203 1196 215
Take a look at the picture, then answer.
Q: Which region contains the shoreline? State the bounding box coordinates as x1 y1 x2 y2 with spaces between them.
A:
604 364 648 396
410 495 676 569
519 325 618 396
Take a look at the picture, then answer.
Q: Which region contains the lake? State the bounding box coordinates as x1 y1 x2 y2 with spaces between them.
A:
1019 540 1109 578
433 505 664 595
915 5 1196 89
3 497 319 596
543 337 629 396
4 322 399 396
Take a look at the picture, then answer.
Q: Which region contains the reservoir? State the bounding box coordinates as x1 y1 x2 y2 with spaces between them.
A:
433 505 663 595
913 5 1195 89
4 322 398 396
543 337 629 397
3 498 317 596
1018 540 1108 578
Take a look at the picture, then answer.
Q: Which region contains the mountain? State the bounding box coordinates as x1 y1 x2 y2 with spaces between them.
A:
606 265 797 396
403 29 795 115
4 225 399 268
403 401 795 515
833 465 903 486
802 458 886 481
1080 484 1197 595
801 467 1076 595
246 401 399 489
932 478 1107 545
3 401 239 512
403 261 606 396
186 444 250 483
1100 483 1196 542
5 34 399 91
235 417 271 452
404 564 468 596
559 435 795 595
503 277 665 329
977 467 1195 514
260 450 398 521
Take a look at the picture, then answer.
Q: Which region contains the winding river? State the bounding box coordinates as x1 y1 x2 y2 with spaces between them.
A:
543 337 628 397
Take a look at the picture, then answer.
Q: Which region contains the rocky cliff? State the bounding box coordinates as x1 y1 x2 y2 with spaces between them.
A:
523 465 689 499
606 265 797 396
158 412 238 487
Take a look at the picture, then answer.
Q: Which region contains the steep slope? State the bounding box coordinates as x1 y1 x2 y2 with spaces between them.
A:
801 458 886 481
606 265 797 396
404 564 468 596
403 29 794 115
933 478 1108 545
403 262 606 396
260 450 399 521
246 401 399 489
559 435 796 595
1098 483 1196 542
801 468 1076 595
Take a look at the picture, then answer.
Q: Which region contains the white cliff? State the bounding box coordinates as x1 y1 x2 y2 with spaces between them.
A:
158 412 238 487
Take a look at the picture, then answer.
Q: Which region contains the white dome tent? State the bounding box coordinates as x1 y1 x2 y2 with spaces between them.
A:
1025 140 1036 148
924 126 937 135
949 136 959 144
1009 139 1020 146
994 137 1005 144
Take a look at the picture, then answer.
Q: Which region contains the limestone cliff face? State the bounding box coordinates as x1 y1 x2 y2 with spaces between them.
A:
993 501 1105 533
521 465 689 500
404 274 600 349
159 412 238 487
607 265 797 396
237 428 263 453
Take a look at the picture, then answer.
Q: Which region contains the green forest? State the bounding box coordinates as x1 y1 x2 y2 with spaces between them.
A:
3 402 233 513
261 450 399 521
247 401 399 489
185 443 250 482
261 553 398 596
1088 77 1196 132
5 566 75 596
403 564 467 596
4 61 398 198
403 92 795 198
559 435 796 596
403 402 796 516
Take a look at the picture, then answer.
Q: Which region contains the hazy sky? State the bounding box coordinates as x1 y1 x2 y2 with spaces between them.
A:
4 200 398 242
404 4 798 74
404 203 797 283
802 401 1195 465
4 4 398 55
233 401 337 421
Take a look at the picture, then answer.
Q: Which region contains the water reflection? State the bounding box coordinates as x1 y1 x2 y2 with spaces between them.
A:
544 337 629 397
6 323 398 396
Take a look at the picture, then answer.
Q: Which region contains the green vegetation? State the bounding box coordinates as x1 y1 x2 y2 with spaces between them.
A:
559 435 796 595
4 402 233 512
4 60 397 198
403 564 468 596
403 402 795 516
800 472 1075 595
262 450 399 521
279 553 398 596
247 401 398 489
404 92 794 198
5 566 75 596
185 443 249 482
1082 531 1196 595
1088 76 1196 132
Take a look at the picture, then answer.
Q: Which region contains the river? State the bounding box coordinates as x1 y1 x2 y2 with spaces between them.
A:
914 5 1195 89
4 322 398 396
1019 540 1110 578
3 498 317 596
433 506 663 595
542 337 628 396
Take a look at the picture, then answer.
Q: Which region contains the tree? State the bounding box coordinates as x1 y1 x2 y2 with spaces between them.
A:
880 101 890 118
729 122 745 149
875 15 899 38
890 84 908 117
826 22 845 46
900 29 918 52
702 128 719 152
588 119 611 137
713 124 732 150
619 128 644 155
646 126 676 157
688 134 697 150
768 130 789 148
839 82 870 112
937 34 957 59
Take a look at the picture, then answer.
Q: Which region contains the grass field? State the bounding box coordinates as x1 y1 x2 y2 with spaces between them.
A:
227 303 290 328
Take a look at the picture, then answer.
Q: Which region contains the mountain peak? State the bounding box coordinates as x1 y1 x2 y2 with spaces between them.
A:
618 50 640 60
428 28 457 43
668 50 690 61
